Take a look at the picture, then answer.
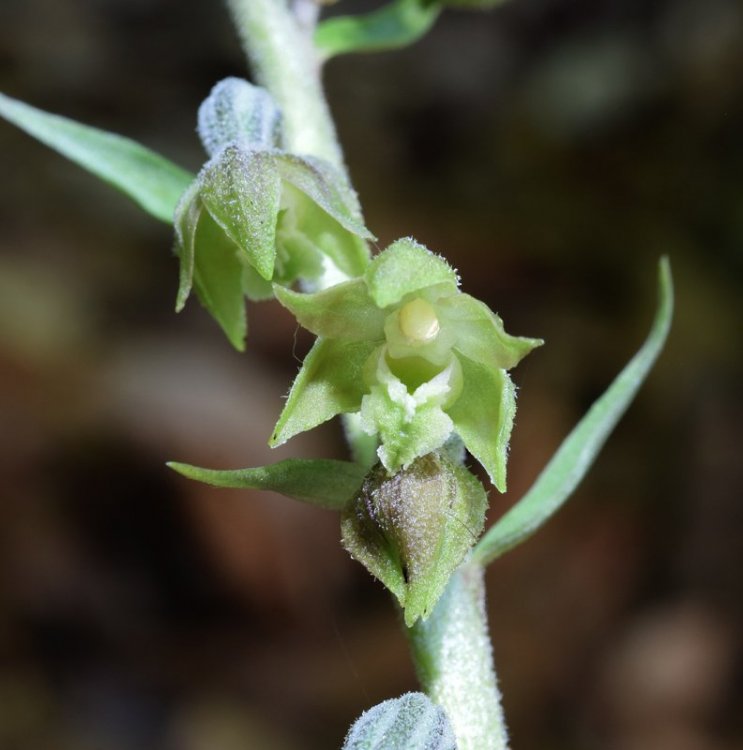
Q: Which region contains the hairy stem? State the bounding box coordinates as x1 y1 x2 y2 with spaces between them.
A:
225 0 344 169
409 562 509 750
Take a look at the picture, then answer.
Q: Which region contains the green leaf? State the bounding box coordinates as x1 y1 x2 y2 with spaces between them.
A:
273 279 385 340
0 92 193 223
198 145 282 281
342 692 456 750
274 153 374 242
366 237 459 309
191 209 247 351
316 0 442 59
271 338 380 447
472 258 674 566
167 458 366 510
444 293 543 370
197 77 282 157
447 353 516 492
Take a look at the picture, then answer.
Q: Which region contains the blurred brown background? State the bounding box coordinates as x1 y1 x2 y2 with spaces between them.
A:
0 0 741 748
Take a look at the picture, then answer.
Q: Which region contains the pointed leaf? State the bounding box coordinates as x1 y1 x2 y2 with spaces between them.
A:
342 692 456 750
444 293 543 370
271 338 379 447
472 258 674 566
197 77 282 157
167 458 366 510
199 145 281 280
316 0 442 59
274 153 374 242
191 210 247 351
366 238 459 309
447 353 516 492
0 92 193 223
273 279 385 340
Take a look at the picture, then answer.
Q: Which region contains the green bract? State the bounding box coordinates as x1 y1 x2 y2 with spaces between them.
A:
272 237 542 491
174 78 374 350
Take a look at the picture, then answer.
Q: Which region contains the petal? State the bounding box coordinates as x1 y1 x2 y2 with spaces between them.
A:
198 145 282 280
447 353 517 492
274 279 385 340
444 293 543 370
365 237 459 309
271 338 379 447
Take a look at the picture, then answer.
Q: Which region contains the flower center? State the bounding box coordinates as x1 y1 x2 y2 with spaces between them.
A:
398 298 440 344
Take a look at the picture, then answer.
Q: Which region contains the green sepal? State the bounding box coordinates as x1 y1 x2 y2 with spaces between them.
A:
197 77 282 157
447 353 516 492
365 237 459 308
315 0 442 60
472 258 674 566
445 293 543 370
167 458 366 510
273 279 385 340
0 92 193 223
271 337 380 447
190 208 247 351
173 179 201 312
342 692 456 750
198 145 282 281
341 452 487 627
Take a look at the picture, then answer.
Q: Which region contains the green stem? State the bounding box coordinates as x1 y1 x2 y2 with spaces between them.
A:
225 0 344 170
409 562 509 750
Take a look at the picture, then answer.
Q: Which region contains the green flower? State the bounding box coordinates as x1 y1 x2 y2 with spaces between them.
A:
271 237 542 491
174 77 374 350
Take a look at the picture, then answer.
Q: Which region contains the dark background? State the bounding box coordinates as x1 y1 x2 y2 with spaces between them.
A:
1 0 741 748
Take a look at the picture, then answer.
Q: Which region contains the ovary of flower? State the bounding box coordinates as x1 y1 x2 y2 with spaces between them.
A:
399 297 440 344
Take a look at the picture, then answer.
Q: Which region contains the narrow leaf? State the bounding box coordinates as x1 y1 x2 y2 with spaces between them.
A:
0 92 193 223
472 258 674 566
342 692 456 750
167 458 366 510
316 0 442 59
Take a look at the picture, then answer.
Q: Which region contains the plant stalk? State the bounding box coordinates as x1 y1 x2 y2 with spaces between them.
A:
409 561 509 750
225 0 344 169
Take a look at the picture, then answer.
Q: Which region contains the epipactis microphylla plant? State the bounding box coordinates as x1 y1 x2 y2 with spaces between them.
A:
0 0 673 747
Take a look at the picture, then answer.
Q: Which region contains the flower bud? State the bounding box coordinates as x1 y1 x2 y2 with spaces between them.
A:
341 451 487 626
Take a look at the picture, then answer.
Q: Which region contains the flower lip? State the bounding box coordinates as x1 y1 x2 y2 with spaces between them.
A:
399 297 440 344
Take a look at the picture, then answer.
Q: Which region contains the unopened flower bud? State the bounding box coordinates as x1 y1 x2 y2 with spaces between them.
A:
341 451 487 626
